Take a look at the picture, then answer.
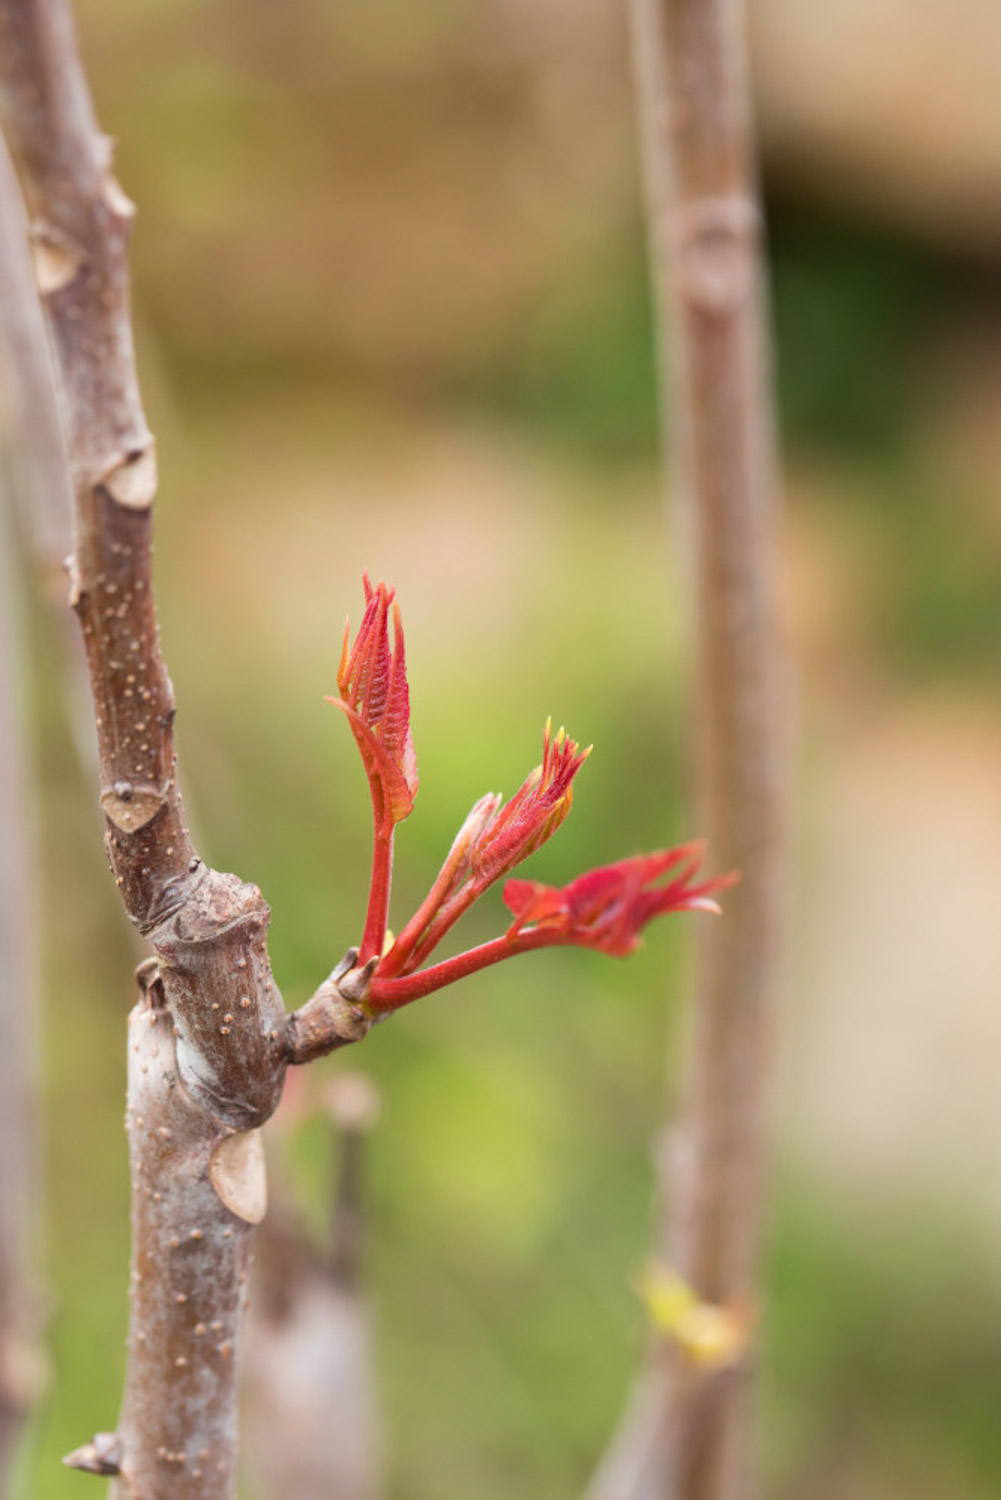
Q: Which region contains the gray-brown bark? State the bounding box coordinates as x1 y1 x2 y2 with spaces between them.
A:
588 1 784 1498
0 464 43 1495
0 3 377 1491
0 118 97 785
114 982 265 1494
0 3 291 1493
0 126 72 585
0 127 56 1491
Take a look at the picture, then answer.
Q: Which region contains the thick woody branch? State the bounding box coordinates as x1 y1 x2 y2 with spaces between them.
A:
656 0 783 1488
653 0 783 1319
0 0 191 923
589 2 784 1498
0 4 290 1494
0 1 292 1050
108 980 268 1498
0 0 290 1120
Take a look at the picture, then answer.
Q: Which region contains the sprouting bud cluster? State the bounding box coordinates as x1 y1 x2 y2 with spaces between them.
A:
332 576 735 1011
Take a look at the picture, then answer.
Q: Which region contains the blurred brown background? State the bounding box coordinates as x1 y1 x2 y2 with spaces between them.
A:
10 0 1001 1496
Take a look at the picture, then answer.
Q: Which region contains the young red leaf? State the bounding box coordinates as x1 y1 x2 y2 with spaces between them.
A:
377 721 590 977
326 578 734 1013
329 574 418 836
469 719 590 886
503 844 737 957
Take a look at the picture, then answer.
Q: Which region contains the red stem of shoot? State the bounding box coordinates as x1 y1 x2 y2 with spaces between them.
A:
368 928 555 1011
358 828 393 966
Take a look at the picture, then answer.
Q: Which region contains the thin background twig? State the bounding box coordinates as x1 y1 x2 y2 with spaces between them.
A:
588 0 785 1495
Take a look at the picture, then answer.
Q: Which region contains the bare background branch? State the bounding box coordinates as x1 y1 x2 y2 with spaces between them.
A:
0 129 54 1492
245 1074 382 1500
0 430 44 1497
589 0 785 1496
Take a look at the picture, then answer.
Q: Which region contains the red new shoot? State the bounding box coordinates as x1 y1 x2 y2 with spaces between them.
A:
330 577 735 1009
328 574 418 964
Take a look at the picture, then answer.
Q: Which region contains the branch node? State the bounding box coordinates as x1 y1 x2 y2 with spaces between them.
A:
286 954 375 1065
332 946 360 983
66 551 84 609
98 442 157 511
63 1432 122 1476
99 779 167 833
30 221 84 294
133 955 164 1010
102 171 135 219
672 194 759 315
337 954 377 1003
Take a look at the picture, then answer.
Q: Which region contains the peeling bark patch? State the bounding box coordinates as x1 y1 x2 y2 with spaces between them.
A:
101 446 157 510
209 1130 267 1225
63 1431 122 1475
66 552 83 607
103 173 136 219
674 195 759 314
100 780 167 833
151 871 287 1126
31 231 83 293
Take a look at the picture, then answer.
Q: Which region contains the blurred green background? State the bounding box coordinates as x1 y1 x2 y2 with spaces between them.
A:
12 0 1001 1496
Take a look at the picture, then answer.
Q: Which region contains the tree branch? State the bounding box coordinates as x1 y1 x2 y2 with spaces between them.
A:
0 125 73 591
0 4 291 1493
588 1 785 1497
0 120 101 783
0 433 44 1496
0 0 189 915
114 971 269 1494
244 1074 382 1500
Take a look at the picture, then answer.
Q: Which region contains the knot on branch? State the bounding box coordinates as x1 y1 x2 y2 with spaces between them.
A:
147 868 288 1129
95 442 157 511
63 1432 122 1476
101 168 135 222
286 951 376 1065
134 954 165 1008
30 221 84 294
100 777 169 834
672 194 760 315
